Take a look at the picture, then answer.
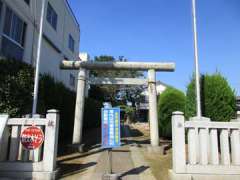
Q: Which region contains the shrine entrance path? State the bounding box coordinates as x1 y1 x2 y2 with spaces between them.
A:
58 123 171 180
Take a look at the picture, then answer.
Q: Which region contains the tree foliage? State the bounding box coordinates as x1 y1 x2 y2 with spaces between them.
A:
0 59 34 116
158 87 186 138
186 73 236 121
89 56 144 106
120 105 136 123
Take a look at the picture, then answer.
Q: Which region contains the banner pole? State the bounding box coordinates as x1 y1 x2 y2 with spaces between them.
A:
32 0 46 115
192 0 202 118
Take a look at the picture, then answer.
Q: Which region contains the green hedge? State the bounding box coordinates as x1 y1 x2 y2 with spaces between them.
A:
83 98 103 129
0 59 102 145
38 74 76 144
0 59 34 116
186 73 236 121
158 87 186 138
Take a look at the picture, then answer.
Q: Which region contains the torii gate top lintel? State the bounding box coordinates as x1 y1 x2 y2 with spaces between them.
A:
60 60 175 72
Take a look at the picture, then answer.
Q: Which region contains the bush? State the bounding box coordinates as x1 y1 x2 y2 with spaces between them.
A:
83 98 103 129
158 87 186 138
0 59 34 116
37 74 76 144
186 73 236 121
0 59 103 145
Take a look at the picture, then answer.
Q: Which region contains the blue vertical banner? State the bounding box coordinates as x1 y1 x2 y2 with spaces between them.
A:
101 108 121 148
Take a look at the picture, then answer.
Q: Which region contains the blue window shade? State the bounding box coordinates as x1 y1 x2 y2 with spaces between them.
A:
1 36 24 60
68 34 75 52
24 0 30 5
0 1 2 24
69 74 75 87
1 7 26 61
47 3 58 30
3 7 26 46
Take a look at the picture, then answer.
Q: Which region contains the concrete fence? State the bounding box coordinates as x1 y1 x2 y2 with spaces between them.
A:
0 110 59 180
171 111 240 179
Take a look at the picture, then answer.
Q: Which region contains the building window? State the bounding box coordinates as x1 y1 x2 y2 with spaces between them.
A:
3 7 26 46
68 34 75 52
24 0 30 5
69 74 75 87
1 7 26 60
47 3 57 30
0 1 3 25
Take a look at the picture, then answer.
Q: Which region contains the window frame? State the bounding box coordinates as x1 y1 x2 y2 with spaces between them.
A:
47 2 58 31
68 34 75 52
69 73 75 87
3 7 26 48
0 1 2 23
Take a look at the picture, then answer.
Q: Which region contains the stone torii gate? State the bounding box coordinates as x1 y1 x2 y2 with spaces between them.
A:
60 60 175 149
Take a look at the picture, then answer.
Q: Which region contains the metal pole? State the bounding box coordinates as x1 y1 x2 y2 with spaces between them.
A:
32 0 46 115
108 148 112 174
192 0 202 118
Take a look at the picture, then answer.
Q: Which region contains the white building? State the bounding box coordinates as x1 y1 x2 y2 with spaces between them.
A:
0 0 80 90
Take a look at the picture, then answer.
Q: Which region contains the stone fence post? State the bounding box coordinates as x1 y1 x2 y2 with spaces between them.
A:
172 111 186 173
44 109 59 172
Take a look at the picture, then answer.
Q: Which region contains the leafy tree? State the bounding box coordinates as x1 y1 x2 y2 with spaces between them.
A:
158 87 186 138
120 105 136 123
186 73 236 121
185 75 197 118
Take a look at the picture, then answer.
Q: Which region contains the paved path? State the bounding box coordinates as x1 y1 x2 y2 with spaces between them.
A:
90 146 140 180
58 125 157 180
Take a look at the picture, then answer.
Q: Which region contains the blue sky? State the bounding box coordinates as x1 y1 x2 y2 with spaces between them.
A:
68 0 240 94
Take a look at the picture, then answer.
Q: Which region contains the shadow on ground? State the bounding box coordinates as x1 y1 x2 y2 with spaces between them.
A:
121 124 150 146
59 161 97 178
57 123 152 179
58 148 105 164
58 123 147 156
119 165 149 179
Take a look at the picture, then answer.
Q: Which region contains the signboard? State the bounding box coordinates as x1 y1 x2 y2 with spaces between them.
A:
101 108 121 148
20 126 44 150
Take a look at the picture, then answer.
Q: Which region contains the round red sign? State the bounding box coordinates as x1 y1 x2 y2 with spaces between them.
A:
20 126 44 150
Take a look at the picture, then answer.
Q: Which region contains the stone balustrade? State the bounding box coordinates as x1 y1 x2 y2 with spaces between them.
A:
171 111 240 178
0 110 59 180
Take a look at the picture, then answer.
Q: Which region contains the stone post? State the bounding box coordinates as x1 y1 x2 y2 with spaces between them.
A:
237 111 240 120
220 129 230 165
188 128 198 165
148 69 159 146
209 129 219 165
172 111 186 173
73 68 86 145
44 109 59 172
231 118 240 165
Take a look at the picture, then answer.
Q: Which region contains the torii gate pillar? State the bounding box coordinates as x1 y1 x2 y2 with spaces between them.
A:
148 69 159 146
72 68 86 145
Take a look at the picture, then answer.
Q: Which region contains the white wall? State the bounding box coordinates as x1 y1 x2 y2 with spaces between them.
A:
2 0 80 91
